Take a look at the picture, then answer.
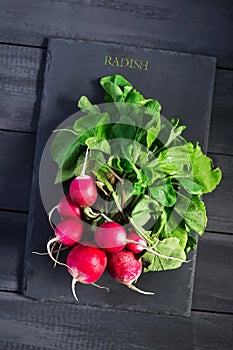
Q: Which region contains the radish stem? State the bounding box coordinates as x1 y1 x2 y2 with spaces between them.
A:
88 207 113 222
128 217 154 244
100 212 113 222
106 166 126 209
80 148 89 177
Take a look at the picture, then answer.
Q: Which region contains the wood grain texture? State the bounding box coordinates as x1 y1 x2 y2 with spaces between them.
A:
0 131 36 211
0 207 232 315
0 291 232 350
193 232 233 313
0 44 44 132
0 44 232 154
0 211 28 291
0 0 233 67
208 69 233 155
205 154 233 234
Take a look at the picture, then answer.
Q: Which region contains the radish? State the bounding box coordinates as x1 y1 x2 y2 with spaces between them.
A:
46 218 83 266
47 194 81 232
95 221 147 254
70 148 97 207
57 194 81 218
95 222 127 253
66 244 108 301
95 220 189 266
107 250 154 295
126 231 147 253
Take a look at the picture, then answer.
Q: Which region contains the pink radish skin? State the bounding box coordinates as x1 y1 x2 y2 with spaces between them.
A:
57 195 81 218
95 221 187 266
70 175 97 208
54 218 83 246
46 218 83 268
95 222 127 253
66 244 108 300
126 232 147 253
69 148 97 208
107 250 154 295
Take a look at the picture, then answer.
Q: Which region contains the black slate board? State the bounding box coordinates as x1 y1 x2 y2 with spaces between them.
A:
23 38 216 316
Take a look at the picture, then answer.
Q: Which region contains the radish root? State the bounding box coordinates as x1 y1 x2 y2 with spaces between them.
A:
32 245 68 256
47 237 73 271
53 243 62 268
124 283 154 295
47 205 57 230
71 278 79 301
125 239 190 264
53 128 78 136
91 282 110 292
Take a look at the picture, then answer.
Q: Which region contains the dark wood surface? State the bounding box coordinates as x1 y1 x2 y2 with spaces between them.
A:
0 0 233 349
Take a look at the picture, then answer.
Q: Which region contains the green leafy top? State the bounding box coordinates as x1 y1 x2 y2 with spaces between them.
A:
50 74 222 272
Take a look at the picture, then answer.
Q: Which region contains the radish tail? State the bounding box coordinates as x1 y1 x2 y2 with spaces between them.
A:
124 283 154 295
32 251 49 256
47 206 57 230
91 282 110 292
53 243 62 268
32 246 69 256
47 237 72 270
53 128 78 136
71 278 79 301
125 239 190 264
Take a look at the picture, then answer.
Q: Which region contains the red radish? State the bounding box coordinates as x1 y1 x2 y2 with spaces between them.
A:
95 222 127 253
69 148 97 207
57 194 81 218
46 218 83 266
66 244 108 301
47 195 81 232
95 220 188 265
54 218 83 246
70 175 97 207
107 250 154 295
126 232 147 253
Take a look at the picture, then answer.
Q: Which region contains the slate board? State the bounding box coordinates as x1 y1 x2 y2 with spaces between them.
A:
23 38 216 316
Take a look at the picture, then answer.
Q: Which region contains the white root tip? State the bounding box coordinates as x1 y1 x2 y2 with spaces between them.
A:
47 237 71 270
91 282 110 293
137 243 190 264
123 283 155 295
32 245 69 256
72 278 79 302
47 206 57 230
53 243 62 268
52 128 78 136
32 251 48 256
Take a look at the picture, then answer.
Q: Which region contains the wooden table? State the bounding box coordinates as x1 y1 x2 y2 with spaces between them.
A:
0 1 233 348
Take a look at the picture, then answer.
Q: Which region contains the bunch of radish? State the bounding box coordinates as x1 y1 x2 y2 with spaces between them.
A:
34 148 157 301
